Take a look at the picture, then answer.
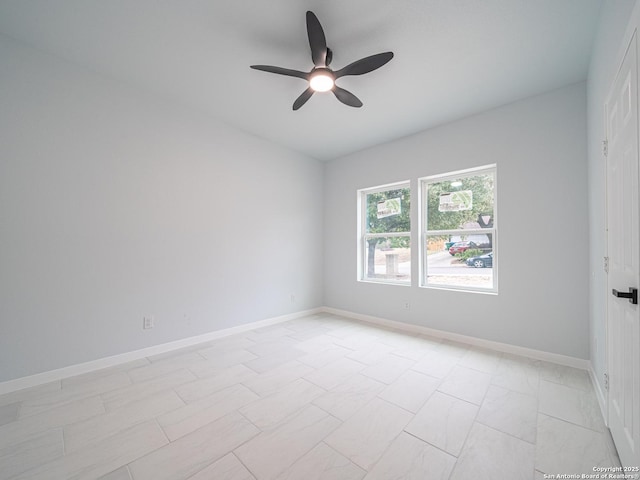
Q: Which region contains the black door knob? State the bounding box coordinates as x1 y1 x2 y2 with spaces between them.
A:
612 287 638 305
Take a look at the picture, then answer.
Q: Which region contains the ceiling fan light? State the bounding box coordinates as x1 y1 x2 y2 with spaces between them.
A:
309 72 334 92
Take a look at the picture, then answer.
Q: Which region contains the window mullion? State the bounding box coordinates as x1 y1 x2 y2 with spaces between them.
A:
364 232 410 239
424 228 495 236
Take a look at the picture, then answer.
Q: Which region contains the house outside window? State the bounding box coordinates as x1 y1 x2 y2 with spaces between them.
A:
358 182 411 285
421 165 497 293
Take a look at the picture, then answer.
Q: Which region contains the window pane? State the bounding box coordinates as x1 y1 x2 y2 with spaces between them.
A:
363 236 410 283
426 173 494 231
425 233 493 289
365 187 411 234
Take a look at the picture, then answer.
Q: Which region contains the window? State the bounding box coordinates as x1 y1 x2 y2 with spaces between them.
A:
421 165 497 292
358 182 411 284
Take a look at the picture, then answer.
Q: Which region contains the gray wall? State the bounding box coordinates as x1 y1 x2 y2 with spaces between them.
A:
324 82 590 359
0 36 324 382
587 0 638 396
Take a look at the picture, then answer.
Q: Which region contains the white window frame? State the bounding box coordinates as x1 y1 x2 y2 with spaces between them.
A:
357 181 411 286
420 165 497 293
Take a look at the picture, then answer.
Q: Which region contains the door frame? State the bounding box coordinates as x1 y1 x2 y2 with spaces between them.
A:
603 28 640 468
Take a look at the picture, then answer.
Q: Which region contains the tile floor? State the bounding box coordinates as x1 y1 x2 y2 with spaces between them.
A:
0 313 621 480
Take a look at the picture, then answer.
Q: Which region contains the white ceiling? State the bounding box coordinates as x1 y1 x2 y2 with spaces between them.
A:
0 0 602 161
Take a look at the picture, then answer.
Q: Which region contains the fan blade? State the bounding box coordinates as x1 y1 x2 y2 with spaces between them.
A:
293 88 314 110
306 11 327 67
332 86 363 108
250 65 309 80
334 52 394 79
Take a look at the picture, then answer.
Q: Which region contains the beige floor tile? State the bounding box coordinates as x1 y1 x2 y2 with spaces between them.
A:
98 466 132 480
386 334 440 361
239 379 324 429
458 347 501 374
62 359 148 388
244 325 297 342
245 338 300 357
364 432 456 480
243 348 307 374
195 336 255 357
0 401 20 427
129 413 259 480
0 315 613 480
345 343 395 365
491 354 540 396
20 372 130 417
294 335 340 354
101 369 195 411
0 381 61 408
14 420 167 480
127 353 206 383
325 398 413 470
65 390 183 452
450 423 535 480
193 349 258 374
312 374 385 421
411 351 459 379
377 370 440 413
276 442 365 480
299 345 353 368
538 362 592 392
0 429 63 479
360 354 415 384
435 340 470 358
0 395 104 449
437 365 492 405
535 414 617 474
477 385 537 443
304 357 366 390
188 453 256 480
159 384 257 441
235 405 341 480
538 380 604 432
176 364 257 403
242 360 314 397
405 391 478 456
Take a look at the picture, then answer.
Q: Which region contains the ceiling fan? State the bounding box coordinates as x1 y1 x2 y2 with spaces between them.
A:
250 11 394 110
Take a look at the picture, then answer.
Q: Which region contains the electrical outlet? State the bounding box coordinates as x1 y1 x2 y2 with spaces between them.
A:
403 302 410 310
290 294 296 304
143 316 154 330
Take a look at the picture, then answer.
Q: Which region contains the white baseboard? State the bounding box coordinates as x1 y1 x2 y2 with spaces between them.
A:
0 307 322 396
589 362 609 426
0 305 593 396
322 307 591 370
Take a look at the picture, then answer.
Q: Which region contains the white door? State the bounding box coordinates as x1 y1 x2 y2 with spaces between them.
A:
606 31 640 471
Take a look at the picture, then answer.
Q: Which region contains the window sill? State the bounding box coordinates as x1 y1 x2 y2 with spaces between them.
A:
359 279 412 287
419 284 498 295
